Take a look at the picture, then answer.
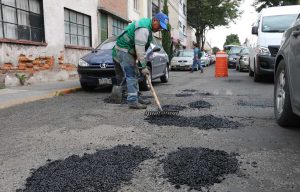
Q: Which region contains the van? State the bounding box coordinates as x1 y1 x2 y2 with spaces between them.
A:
249 5 300 82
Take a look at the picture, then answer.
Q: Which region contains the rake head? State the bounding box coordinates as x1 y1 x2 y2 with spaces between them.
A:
144 110 179 117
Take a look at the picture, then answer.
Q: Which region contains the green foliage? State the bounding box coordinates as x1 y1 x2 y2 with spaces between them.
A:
187 0 242 49
212 47 220 55
15 73 26 86
162 0 173 61
253 0 299 12
0 84 5 89
224 34 241 47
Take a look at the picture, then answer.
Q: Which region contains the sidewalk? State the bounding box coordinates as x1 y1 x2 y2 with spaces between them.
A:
0 80 81 109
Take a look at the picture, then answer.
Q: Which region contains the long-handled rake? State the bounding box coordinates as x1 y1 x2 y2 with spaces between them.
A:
144 74 179 117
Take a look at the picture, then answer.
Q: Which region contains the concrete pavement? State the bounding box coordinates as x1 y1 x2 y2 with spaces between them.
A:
0 80 81 109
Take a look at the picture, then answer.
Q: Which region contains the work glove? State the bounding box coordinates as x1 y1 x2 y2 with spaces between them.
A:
141 68 150 76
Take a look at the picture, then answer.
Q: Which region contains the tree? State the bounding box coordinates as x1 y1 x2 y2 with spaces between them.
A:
253 0 299 12
187 0 242 50
162 0 173 61
224 34 241 47
212 47 220 55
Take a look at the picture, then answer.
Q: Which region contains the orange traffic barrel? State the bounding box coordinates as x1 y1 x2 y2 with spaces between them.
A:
215 51 228 77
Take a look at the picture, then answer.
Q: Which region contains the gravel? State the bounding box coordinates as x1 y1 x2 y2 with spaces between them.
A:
18 145 153 192
188 100 212 109
162 105 187 111
145 115 240 129
162 147 239 191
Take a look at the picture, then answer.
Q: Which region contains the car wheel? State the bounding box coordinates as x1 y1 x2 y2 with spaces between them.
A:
80 82 96 92
274 60 300 126
160 65 169 83
139 66 152 91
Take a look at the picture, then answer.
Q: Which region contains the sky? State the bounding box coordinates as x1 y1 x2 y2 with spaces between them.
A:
206 0 258 49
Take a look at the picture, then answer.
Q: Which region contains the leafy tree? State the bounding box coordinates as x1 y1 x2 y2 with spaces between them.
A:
224 34 241 47
212 47 220 55
187 0 242 50
162 0 173 61
253 0 299 12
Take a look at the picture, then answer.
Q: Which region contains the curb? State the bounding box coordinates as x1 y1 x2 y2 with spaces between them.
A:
52 87 82 96
0 87 81 109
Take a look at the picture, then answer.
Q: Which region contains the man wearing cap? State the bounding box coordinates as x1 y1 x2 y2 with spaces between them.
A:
112 12 169 109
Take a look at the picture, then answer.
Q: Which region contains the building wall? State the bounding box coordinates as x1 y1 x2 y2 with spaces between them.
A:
0 0 98 78
128 0 148 22
99 0 128 19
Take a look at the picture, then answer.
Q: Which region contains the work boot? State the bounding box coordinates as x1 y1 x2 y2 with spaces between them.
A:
139 97 151 105
128 103 147 109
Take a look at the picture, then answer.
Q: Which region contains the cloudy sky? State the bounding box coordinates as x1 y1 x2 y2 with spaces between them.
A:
206 0 258 49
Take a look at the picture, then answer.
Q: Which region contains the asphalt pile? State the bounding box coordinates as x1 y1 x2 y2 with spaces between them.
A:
188 100 212 109
18 145 153 192
103 96 127 104
175 93 193 97
145 115 240 129
163 147 239 191
162 105 187 111
182 89 198 93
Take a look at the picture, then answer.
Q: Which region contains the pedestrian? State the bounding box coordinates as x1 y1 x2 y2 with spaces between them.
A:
190 43 204 73
112 12 169 109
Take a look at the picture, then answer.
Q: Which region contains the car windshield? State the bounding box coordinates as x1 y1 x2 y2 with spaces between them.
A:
96 37 117 50
262 14 298 32
229 47 243 54
176 51 194 57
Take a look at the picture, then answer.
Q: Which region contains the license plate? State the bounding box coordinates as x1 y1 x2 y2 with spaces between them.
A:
180 64 186 67
99 78 112 85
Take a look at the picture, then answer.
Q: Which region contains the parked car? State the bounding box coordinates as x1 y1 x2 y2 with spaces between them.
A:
274 14 300 127
227 46 244 68
249 5 300 82
201 52 210 67
78 36 169 91
170 50 195 71
235 47 250 72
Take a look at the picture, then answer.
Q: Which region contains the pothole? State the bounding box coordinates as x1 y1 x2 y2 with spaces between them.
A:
162 105 187 111
225 79 243 83
163 147 239 191
145 115 240 129
198 92 213 96
237 100 273 108
188 100 212 109
175 93 193 97
18 145 153 192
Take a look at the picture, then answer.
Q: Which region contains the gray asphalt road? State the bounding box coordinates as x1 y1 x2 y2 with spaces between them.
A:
1 66 300 192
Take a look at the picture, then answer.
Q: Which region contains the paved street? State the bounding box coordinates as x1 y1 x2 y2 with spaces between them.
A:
1 66 300 192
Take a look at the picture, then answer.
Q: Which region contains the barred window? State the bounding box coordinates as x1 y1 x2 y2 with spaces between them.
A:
112 18 126 36
133 0 138 10
64 8 91 47
0 0 44 42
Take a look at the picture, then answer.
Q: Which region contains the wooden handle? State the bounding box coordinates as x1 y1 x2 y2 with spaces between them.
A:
146 75 163 111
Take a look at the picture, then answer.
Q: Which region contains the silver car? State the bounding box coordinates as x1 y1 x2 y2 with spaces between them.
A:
274 13 300 126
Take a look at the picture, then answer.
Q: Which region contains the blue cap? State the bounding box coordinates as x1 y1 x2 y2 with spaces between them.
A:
154 12 169 31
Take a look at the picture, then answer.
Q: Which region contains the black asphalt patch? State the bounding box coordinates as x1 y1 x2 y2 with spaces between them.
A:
163 147 239 191
237 100 273 108
188 100 212 109
145 115 240 129
162 105 187 111
225 79 243 83
18 145 153 192
182 89 198 93
197 92 213 96
103 96 127 104
175 93 193 97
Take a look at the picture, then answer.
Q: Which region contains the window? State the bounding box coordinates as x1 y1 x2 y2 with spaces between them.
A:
183 25 185 34
178 21 182 28
64 8 91 47
0 0 44 42
112 18 126 36
100 13 108 43
133 0 139 10
183 3 186 16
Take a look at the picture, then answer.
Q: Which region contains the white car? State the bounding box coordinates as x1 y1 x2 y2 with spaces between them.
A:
201 53 210 67
170 50 195 71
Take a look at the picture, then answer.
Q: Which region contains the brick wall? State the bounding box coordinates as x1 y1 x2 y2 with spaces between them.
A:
100 0 128 19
